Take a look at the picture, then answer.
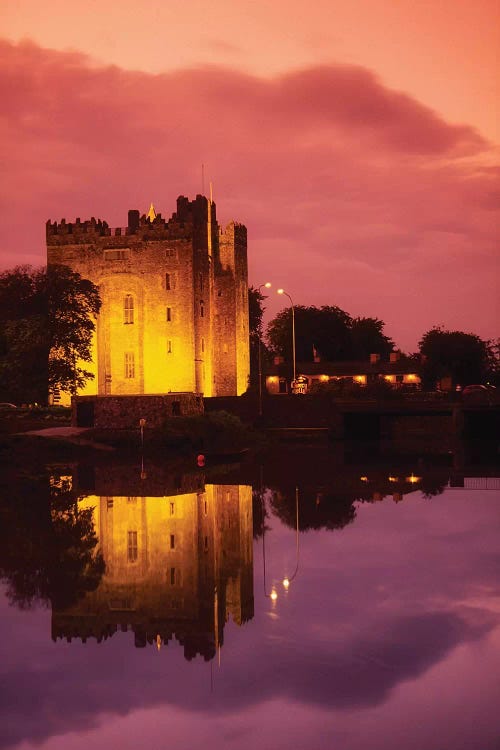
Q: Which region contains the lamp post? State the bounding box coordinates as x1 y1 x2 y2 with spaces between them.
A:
257 282 271 416
277 288 296 386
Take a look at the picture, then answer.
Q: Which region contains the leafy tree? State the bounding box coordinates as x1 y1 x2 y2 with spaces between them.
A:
350 317 394 360
266 305 393 363
0 265 101 403
419 327 492 389
248 285 270 391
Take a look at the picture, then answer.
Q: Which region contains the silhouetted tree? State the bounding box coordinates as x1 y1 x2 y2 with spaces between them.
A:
0 265 101 403
419 327 492 389
266 305 394 363
248 285 270 391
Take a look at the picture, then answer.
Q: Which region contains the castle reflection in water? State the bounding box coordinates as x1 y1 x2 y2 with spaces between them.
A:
51 472 253 661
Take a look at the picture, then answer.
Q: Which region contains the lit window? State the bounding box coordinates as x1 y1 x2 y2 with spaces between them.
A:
124 352 135 378
124 294 134 324
127 531 138 562
166 307 172 322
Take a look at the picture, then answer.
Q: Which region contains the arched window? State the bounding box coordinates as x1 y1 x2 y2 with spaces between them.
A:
124 295 134 324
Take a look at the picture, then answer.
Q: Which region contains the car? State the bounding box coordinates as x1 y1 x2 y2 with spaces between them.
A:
0 402 17 409
462 384 494 403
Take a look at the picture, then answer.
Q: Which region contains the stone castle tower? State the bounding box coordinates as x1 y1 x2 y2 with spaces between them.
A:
46 195 249 402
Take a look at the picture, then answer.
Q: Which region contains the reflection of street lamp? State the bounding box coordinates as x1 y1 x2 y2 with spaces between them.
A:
261 466 278 604
277 288 296 385
283 486 300 589
258 282 271 416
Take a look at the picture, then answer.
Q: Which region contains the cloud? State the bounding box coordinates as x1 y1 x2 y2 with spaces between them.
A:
0 38 498 350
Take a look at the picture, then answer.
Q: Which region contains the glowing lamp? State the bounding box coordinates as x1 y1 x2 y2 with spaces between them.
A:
406 473 421 484
360 476 369 482
283 578 290 589
270 589 278 601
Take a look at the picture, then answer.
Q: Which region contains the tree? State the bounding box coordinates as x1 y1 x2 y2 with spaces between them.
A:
0 265 101 403
350 317 394 360
419 327 492 389
266 305 394 363
248 285 270 391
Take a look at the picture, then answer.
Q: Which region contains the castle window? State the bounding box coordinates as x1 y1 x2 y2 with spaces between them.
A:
201 337 205 353
124 352 135 378
165 272 176 290
170 567 176 585
127 496 137 504
200 301 204 317
172 401 181 416
166 307 172 322
104 249 129 261
165 247 176 259
170 534 175 550
223 343 228 353
169 501 175 516
167 340 172 354
124 295 134 324
127 531 138 562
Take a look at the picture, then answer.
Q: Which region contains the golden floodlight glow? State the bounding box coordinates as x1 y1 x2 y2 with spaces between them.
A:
320 374 329 382
388 476 399 483
354 375 366 384
360 476 369 482
406 473 421 484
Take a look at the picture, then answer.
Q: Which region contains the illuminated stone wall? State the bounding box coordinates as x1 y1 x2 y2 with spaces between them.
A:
46 196 250 403
51 484 254 659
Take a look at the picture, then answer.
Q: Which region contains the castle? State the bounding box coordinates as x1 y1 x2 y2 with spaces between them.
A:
46 195 250 404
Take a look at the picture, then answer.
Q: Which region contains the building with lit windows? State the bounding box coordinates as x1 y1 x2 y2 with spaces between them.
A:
46 195 250 404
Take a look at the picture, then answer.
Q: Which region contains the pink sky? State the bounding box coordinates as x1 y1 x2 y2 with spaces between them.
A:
0 0 498 351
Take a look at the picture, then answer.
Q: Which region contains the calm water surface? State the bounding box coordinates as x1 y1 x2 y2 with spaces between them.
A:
1 444 499 750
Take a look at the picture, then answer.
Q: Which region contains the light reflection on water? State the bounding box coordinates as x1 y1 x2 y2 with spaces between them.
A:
1 443 499 750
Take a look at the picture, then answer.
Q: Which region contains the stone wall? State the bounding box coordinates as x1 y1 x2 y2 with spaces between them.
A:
72 393 204 429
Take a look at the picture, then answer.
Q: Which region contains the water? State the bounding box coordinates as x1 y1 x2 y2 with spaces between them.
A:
1 443 499 750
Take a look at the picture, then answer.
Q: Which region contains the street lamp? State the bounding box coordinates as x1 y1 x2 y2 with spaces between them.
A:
277 288 296 385
257 282 271 416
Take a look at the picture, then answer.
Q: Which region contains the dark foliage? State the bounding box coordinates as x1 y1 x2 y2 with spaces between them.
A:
0 265 101 403
266 305 394 363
